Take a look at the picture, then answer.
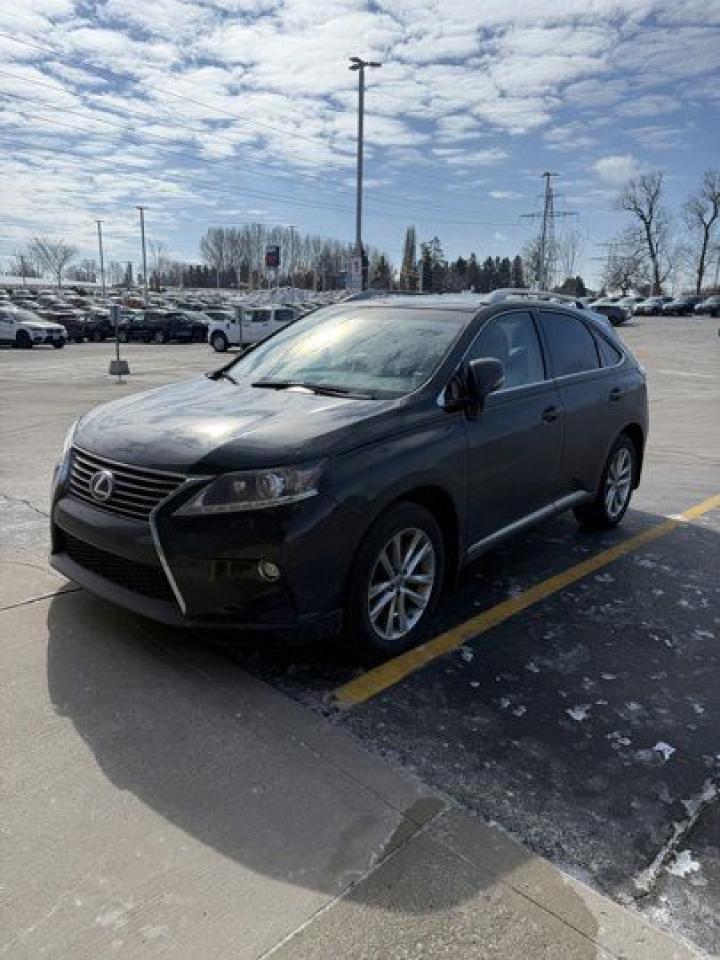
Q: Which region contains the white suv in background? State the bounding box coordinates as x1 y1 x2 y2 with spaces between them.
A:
0 306 68 349
208 306 297 352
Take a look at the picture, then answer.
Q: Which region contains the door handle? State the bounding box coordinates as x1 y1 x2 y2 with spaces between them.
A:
541 405 559 423
609 387 623 402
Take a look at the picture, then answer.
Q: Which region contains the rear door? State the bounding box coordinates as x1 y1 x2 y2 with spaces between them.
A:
464 309 565 547
537 309 621 497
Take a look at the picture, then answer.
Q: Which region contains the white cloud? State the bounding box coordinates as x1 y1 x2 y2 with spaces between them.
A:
489 190 521 199
593 154 643 184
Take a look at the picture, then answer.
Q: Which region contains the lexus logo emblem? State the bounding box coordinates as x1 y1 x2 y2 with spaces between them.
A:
89 469 114 503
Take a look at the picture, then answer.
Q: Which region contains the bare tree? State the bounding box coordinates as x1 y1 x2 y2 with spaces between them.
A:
600 230 648 295
684 168 720 294
199 228 228 289
556 227 584 282
28 236 77 288
9 248 40 283
616 172 671 295
522 236 543 287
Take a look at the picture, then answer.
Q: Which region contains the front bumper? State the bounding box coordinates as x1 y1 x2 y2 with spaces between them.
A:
50 485 350 639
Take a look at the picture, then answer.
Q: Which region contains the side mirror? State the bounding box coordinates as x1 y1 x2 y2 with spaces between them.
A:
465 358 504 413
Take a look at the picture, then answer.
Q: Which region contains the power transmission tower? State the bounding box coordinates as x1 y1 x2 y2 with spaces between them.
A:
521 173 577 289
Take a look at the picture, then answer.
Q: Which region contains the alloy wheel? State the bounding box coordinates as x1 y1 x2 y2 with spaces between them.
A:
605 447 633 520
367 527 436 641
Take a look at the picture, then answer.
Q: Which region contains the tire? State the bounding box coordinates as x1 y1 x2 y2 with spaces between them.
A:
91 330 104 343
53 341 64 349
574 434 636 530
153 329 166 344
346 502 444 659
118 330 129 343
211 332 228 353
16 330 32 349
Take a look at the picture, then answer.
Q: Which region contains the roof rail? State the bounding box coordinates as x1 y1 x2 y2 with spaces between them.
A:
486 288 584 305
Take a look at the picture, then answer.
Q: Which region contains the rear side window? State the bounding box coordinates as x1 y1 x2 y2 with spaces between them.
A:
595 335 623 367
274 309 294 323
467 311 545 389
540 311 599 377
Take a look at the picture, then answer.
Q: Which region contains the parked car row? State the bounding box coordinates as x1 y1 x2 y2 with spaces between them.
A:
584 293 720 318
0 284 341 349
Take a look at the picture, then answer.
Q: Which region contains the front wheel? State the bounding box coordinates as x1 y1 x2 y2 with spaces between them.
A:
211 332 228 352
346 503 444 659
153 329 166 344
118 329 129 343
574 435 635 529
53 341 65 349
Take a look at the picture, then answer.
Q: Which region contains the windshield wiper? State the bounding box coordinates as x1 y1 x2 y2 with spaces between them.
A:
251 379 375 399
207 369 238 384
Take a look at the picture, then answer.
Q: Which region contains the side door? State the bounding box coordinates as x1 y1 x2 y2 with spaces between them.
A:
129 311 149 340
244 309 272 344
464 309 565 548
537 309 617 497
0 310 14 343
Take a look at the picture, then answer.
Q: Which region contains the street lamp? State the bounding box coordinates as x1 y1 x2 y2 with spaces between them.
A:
136 205 148 303
349 56 381 290
96 219 106 298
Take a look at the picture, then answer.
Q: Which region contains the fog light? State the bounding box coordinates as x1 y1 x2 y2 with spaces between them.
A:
258 559 281 582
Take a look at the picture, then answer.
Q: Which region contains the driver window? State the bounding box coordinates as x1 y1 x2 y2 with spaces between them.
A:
467 311 545 390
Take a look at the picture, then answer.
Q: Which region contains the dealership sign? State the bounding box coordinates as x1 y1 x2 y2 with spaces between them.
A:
265 244 281 269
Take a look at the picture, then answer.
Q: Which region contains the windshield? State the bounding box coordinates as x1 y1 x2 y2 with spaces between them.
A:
3 307 41 322
227 306 469 398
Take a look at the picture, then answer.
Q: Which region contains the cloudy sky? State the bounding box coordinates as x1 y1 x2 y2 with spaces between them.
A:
0 0 718 282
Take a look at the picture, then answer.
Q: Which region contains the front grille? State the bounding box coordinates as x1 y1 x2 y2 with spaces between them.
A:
69 447 185 522
63 532 174 602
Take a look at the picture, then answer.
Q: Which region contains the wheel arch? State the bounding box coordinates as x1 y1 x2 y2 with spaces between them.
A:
620 423 645 487
351 484 461 593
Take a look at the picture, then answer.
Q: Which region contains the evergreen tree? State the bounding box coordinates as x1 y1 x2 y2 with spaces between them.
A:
400 226 417 291
497 256 512 287
467 253 480 290
511 255 525 287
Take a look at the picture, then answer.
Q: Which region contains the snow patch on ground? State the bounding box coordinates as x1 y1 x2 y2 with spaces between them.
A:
567 705 590 722
667 850 701 878
654 741 676 762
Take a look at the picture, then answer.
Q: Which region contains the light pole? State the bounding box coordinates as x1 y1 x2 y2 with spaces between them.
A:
349 56 381 290
136 205 148 302
288 224 296 305
96 219 106 298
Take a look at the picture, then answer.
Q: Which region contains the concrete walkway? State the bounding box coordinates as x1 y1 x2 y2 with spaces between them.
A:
1 562 701 959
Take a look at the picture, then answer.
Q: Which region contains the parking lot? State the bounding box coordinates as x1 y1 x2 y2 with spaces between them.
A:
2 314 719 957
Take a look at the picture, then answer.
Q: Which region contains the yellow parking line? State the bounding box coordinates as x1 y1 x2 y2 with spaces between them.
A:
332 492 720 709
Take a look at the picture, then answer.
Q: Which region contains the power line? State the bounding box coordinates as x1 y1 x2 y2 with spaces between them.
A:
0 86 521 228
0 119 522 230
0 32 470 197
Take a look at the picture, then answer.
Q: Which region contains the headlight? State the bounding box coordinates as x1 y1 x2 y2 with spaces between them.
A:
174 461 326 515
53 420 78 491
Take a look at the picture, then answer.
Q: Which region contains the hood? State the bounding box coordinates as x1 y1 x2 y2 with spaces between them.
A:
74 375 405 474
26 319 67 332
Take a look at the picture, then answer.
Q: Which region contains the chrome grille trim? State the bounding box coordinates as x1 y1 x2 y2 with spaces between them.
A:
68 446 186 522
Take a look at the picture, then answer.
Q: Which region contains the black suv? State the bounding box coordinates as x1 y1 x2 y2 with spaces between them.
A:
117 309 200 344
662 296 703 316
50 294 648 657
